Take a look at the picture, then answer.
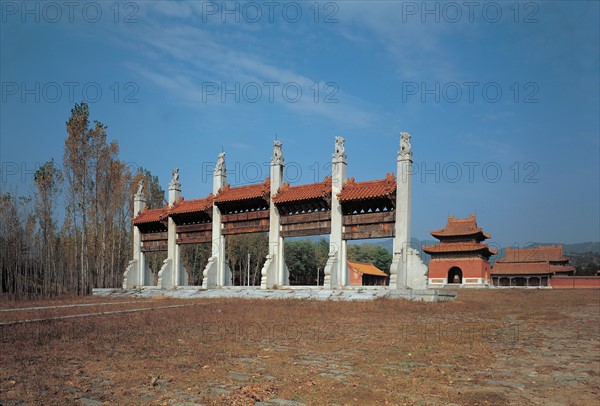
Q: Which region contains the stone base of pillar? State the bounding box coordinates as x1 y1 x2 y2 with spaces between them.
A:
323 252 338 289
157 260 186 289
406 247 428 289
123 259 138 289
123 259 153 288
389 248 428 290
260 254 275 289
157 258 172 289
202 257 233 288
260 254 290 289
388 253 404 289
202 257 218 289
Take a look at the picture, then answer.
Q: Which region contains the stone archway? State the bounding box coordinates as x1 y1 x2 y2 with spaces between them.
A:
447 267 463 284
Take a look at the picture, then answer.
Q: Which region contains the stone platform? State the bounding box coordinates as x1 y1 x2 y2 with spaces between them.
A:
93 287 456 302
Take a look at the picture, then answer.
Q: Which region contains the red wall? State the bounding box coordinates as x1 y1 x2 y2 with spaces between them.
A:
551 276 600 289
349 268 362 286
428 258 490 280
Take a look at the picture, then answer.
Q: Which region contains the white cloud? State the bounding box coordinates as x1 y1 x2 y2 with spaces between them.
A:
112 4 378 127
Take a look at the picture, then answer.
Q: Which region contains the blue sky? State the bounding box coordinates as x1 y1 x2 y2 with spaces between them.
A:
1 1 599 247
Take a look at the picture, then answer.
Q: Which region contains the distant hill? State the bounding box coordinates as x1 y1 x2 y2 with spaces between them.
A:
289 236 599 269
559 242 599 254
493 242 599 257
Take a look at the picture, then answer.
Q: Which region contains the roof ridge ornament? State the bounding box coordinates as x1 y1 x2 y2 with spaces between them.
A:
262 177 271 195
274 182 291 197
218 184 231 195
385 172 396 185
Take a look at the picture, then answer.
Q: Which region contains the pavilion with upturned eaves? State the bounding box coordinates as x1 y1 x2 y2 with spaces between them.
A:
423 214 497 287
124 134 429 291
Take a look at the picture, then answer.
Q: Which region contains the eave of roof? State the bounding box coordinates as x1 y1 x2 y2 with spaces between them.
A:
499 245 567 263
169 195 214 215
213 178 271 204
422 242 497 255
273 177 332 204
132 206 168 225
430 214 491 239
347 261 388 277
337 173 396 202
550 264 576 273
491 261 552 275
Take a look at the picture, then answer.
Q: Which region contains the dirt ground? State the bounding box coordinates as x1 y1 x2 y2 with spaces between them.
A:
0 289 599 405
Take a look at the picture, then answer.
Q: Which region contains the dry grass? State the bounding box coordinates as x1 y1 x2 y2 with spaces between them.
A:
1 290 599 405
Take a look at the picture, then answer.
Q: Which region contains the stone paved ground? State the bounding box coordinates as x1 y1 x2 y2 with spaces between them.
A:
0 289 598 405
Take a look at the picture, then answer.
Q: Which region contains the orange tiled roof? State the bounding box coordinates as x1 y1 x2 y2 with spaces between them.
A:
493 245 573 276
273 177 332 204
132 206 168 225
422 242 498 255
550 264 576 273
431 214 491 239
491 261 552 275
337 173 396 202
214 178 271 204
347 261 388 277
169 195 214 215
500 245 568 263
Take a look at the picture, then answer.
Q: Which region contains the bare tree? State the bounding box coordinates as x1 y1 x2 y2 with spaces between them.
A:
33 160 63 294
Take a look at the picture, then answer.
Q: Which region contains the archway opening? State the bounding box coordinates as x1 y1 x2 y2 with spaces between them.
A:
447 267 463 284
285 236 329 286
226 233 268 286
347 238 392 286
180 243 212 286
144 251 167 286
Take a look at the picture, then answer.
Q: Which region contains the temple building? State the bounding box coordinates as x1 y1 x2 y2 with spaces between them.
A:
423 214 497 287
347 261 389 286
491 245 575 287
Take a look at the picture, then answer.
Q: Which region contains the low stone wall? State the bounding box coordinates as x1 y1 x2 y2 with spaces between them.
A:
550 276 600 289
93 287 457 302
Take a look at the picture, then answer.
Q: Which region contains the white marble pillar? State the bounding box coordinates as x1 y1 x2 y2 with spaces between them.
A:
134 181 146 286
124 180 148 288
203 153 231 288
389 132 423 289
261 141 287 288
160 168 186 288
324 136 348 289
